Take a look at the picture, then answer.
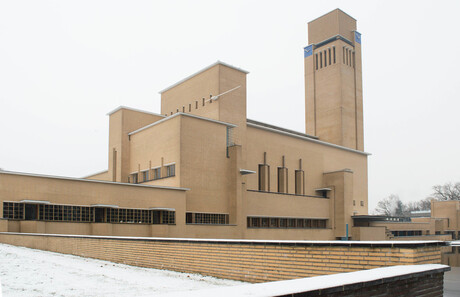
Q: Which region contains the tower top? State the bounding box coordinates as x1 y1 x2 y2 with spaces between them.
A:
308 9 357 45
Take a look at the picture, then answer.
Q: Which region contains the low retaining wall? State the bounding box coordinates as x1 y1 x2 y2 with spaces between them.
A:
0 232 445 283
180 265 450 297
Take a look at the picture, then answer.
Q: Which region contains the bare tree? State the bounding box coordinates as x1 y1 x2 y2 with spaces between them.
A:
403 197 432 215
374 194 405 216
431 182 460 201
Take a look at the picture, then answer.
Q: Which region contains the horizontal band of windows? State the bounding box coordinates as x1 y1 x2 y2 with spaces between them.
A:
2 202 175 225
247 189 327 199
186 212 229 225
186 223 236 226
391 230 423 237
130 164 175 184
136 174 175 184
247 216 328 229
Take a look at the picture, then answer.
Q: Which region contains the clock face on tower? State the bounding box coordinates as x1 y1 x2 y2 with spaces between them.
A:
304 45 313 58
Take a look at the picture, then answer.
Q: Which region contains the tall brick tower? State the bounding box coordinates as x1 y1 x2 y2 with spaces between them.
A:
304 9 364 151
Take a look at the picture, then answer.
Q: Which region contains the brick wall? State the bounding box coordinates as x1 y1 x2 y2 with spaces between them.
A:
0 232 445 283
186 265 450 297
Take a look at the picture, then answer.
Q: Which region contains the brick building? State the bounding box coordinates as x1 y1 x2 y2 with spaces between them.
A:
1 9 370 240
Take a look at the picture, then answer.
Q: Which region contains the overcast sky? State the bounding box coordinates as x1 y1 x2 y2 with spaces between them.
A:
1 1 459 212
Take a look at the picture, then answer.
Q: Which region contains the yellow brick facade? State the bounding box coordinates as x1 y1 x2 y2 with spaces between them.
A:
0 233 443 283
1 9 370 241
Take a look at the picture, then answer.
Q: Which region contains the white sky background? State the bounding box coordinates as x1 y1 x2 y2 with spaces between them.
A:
0 0 459 212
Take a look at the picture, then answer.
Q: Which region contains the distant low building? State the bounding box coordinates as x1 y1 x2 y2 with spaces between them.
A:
352 200 460 241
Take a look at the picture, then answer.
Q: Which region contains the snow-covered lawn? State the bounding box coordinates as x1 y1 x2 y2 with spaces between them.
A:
0 243 244 297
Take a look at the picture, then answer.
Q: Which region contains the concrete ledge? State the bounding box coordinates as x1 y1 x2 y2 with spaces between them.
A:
175 265 450 297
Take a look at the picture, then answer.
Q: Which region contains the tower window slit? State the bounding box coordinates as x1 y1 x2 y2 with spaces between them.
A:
319 52 322 68
324 50 327 67
333 47 336 63
353 52 355 68
328 48 331 65
345 48 348 66
315 54 318 70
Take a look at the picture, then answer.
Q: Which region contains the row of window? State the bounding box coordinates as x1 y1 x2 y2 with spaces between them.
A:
2 202 175 225
391 230 423 237
166 96 213 116
186 212 229 224
247 216 328 229
258 164 311 196
315 47 336 70
343 47 354 67
131 164 175 184
314 46 355 70
106 208 175 224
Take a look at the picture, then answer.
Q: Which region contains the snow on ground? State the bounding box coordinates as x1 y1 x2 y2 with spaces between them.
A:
0 243 244 297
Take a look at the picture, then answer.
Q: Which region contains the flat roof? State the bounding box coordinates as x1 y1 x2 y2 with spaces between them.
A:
247 120 371 156
0 170 189 191
0 232 447 248
106 106 166 117
82 169 108 179
159 61 249 94
308 8 357 24
129 112 237 136
247 119 318 140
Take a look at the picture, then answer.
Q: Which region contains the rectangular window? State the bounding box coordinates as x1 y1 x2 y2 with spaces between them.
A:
131 173 138 184
166 164 175 177
279 218 287 228
154 168 161 179
2 202 23 219
360 201 364 206
269 218 278 228
328 48 331 65
315 54 318 70
142 170 149 182
333 47 336 63
319 52 323 68
153 210 175 225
